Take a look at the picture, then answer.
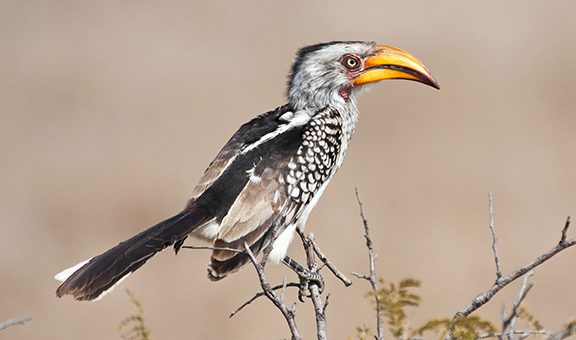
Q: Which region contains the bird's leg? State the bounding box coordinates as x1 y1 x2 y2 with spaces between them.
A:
282 255 324 301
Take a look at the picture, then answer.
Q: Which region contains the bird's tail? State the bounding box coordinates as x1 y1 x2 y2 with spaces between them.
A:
55 205 211 301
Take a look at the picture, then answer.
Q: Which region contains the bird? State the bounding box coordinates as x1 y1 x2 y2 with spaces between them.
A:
55 41 439 301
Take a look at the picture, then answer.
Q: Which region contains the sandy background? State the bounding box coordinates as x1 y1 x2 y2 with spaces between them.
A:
1 1 576 339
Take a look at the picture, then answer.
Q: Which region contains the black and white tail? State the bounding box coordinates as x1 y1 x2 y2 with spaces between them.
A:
55 206 211 301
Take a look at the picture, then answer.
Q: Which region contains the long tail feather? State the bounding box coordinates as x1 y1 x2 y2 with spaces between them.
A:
56 207 210 301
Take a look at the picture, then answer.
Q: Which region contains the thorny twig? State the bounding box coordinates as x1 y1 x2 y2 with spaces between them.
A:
454 207 575 319
0 317 32 331
351 188 384 340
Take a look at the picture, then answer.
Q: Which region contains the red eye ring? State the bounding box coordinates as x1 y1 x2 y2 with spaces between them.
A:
342 54 362 71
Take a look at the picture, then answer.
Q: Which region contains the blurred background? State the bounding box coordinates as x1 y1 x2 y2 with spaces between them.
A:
1 1 575 339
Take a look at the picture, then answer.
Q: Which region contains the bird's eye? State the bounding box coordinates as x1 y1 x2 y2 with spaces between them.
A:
342 55 361 71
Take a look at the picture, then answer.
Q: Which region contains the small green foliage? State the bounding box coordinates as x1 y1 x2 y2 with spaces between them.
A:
353 325 372 340
517 306 543 331
354 277 498 339
368 278 421 338
413 316 497 339
118 290 152 340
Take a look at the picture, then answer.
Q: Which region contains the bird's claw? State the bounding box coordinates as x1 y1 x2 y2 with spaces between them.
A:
296 268 324 302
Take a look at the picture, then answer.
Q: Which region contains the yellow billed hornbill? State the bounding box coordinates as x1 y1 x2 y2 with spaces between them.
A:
55 41 439 301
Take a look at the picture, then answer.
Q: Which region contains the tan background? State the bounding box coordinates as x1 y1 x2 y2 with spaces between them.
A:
1 1 576 339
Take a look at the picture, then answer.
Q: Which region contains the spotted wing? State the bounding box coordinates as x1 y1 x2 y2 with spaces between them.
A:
207 153 299 280
206 107 344 280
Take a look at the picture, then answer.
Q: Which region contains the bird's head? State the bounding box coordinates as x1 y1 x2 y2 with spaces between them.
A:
287 41 439 111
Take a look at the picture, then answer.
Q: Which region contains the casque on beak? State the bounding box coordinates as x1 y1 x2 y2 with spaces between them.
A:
353 45 439 89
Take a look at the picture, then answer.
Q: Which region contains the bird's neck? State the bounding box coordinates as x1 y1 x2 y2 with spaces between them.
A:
290 93 359 145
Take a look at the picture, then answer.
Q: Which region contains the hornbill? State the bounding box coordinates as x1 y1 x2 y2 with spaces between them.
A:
55 41 439 301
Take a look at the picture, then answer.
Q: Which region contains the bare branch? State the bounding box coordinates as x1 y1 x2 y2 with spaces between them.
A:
502 271 534 337
0 317 32 331
294 228 352 286
353 188 384 340
229 281 301 318
559 216 571 245
243 243 302 340
454 216 576 319
550 321 576 340
299 232 328 340
477 330 550 339
488 192 503 281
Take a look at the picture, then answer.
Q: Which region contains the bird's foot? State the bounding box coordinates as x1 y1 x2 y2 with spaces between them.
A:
282 256 324 302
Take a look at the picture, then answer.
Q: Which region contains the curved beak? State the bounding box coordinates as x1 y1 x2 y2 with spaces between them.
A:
353 45 440 89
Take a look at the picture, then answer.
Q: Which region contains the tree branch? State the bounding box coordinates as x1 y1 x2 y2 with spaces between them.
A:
297 231 329 340
229 281 301 318
454 215 574 319
488 192 503 281
243 242 302 340
352 188 384 340
303 231 352 287
477 330 550 339
0 317 32 331
550 321 576 340
502 271 534 338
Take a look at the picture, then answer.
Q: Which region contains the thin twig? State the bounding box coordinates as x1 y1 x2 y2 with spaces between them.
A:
295 228 352 286
0 317 32 331
229 282 301 318
559 216 571 245
488 192 503 281
454 216 575 319
353 188 384 340
243 243 302 340
502 271 534 338
477 330 550 339
309 236 353 286
550 321 576 340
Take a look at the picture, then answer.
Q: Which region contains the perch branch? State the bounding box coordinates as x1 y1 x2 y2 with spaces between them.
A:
298 231 328 340
243 242 302 340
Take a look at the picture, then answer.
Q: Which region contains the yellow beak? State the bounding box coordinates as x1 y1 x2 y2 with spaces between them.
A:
353 45 439 89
